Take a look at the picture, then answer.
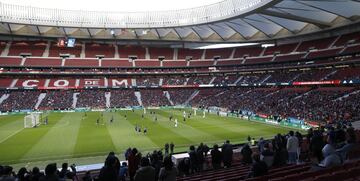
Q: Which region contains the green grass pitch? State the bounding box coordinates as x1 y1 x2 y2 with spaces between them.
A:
0 109 297 169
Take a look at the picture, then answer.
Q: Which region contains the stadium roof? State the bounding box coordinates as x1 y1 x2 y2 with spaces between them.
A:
0 0 360 43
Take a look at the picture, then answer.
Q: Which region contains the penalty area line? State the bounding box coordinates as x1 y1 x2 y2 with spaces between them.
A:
0 127 24 144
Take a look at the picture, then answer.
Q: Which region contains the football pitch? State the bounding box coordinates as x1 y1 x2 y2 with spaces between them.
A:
0 109 296 169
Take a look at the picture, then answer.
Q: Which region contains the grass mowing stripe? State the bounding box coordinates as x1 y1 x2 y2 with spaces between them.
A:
154 110 222 141
0 115 24 143
162 109 247 140
126 110 195 149
21 112 81 162
169 109 292 143
73 112 116 157
0 113 62 164
104 111 158 153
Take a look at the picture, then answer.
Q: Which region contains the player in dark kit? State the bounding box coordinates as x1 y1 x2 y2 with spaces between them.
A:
169 115 173 121
96 118 100 125
110 115 114 123
143 127 147 135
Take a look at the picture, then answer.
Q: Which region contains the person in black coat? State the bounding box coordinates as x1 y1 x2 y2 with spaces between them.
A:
222 140 233 168
248 153 268 178
310 130 325 163
39 163 60 181
98 155 118 181
241 144 253 164
210 144 222 169
188 145 198 174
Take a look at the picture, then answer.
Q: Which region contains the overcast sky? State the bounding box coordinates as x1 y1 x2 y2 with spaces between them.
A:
0 0 223 12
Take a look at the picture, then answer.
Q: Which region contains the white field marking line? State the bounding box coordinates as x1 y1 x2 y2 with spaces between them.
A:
0 127 24 144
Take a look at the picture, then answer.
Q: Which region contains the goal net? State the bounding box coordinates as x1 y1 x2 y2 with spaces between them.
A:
24 112 42 128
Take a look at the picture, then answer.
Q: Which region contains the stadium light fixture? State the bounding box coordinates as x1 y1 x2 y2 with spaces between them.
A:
194 43 259 49
261 43 275 48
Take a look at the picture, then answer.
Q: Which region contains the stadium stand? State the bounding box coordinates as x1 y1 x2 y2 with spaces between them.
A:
24 57 62 67
177 48 203 60
110 89 138 107
148 47 174 60
333 31 360 47
64 59 99 67
234 46 263 58
0 57 22 66
49 42 82 57
85 43 115 58
163 60 187 67
101 59 133 67
263 43 298 56
7 41 47 57
205 48 233 59
134 60 161 67
118 45 146 59
296 37 337 52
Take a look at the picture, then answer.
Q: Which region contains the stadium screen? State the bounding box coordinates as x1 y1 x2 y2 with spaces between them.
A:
67 38 76 47
57 38 76 47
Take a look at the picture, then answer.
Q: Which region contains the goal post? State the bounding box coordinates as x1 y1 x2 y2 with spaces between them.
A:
24 112 42 128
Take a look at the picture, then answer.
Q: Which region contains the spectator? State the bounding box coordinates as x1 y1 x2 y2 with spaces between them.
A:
17 167 29 181
261 143 274 168
164 143 169 155
257 137 265 153
287 131 299 164
107 152 120 175
128 148 141 181
248 153 268 178
134 157 155 181
58 163 76 180
310 130 325 163
158 156 178 181
241 144 253 164
125 147 132 160
188 145 198 174
196 143 205 171
170 142 174 155
119 162 128 181
222 140 233 168
82 171 93 181
177 158 190 176
98 156 117 181
30 167 44 181
1 166 15 181
40 163 59 181
337 127 357 161
311 143 342 171
272 134 287 167
210 144 222 169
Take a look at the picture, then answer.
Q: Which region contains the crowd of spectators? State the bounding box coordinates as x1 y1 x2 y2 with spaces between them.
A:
0 90 40 112
187 76 214 85
136 78 160 87
38 90 74 110
140 90 170 107
191 87 360 123
76 90 106 108
110 90 139 108
162 77 187 85
1 85 359 125
0 162 76 181
167 89 195 105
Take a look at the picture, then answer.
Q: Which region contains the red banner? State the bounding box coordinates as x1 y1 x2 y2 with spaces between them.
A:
1 78 130 89
292 80 341 85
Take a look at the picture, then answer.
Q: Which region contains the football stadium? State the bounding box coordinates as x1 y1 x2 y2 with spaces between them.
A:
0 0 360 180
